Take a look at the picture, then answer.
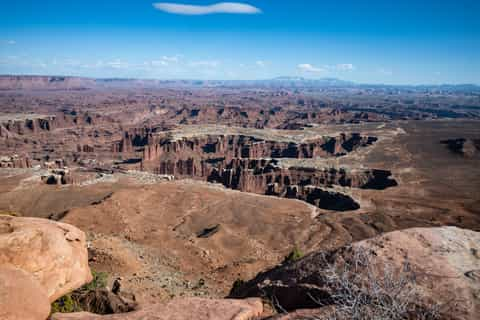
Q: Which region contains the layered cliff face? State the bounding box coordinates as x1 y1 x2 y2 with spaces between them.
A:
0 75 95 90
0 112 119 169
129 133 396 211
112 127 163 153
0 116 56 136
147 157 395 211
156 105 386 129
140 133 377 162
0 112 102 137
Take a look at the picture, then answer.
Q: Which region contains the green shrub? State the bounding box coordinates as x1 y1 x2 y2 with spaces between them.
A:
51 294 81 313
283 247 304 264
232 278 245 292
0 210 19 216
82 270 108 291
50 270 109 314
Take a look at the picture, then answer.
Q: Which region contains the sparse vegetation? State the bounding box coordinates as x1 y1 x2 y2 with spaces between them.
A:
274 247 443 320
232 279 246 292
51 270 109 314
51 293 81 313
82 270 108 291
0 210 19 216
283 247 304 264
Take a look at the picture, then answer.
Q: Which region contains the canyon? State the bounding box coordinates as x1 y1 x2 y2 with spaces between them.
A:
0 76 479 319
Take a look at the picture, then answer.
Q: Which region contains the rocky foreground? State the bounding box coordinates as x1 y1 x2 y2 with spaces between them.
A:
1 215 479 319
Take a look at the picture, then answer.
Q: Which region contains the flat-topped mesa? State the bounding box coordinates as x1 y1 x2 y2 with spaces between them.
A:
0 75 95 90
205 159 397 192
149 157 396 211
0 112 101 137
157 105 386 129
139 133 378 162
128 132 389 211
113 131 386 211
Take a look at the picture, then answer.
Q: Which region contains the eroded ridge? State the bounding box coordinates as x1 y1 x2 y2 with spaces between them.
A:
114 132 396 211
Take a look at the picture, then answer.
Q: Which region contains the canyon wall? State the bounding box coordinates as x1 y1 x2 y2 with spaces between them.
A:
140 133 378 162
0 76 95 90
118 132 396 211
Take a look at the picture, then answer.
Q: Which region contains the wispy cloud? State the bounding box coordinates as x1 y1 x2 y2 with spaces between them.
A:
189 60 220 68
106 59 130 69
336 63 355 71
256 60 267 68
298 63 355 74
298 63 325 73
147 55 180 67
378 68 392 76
161 55 179 63
1 40 16 45
149 60 169 67
152 2 261 15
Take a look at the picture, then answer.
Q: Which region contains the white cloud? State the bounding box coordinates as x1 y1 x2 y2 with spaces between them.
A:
298 63 325 73
256 60 266 67
150 60 169 67
336 63 355 71
144 56 181 68
162 55 179 63
64 59 82 67
298 63 355 74
378 68 392 76
152 2 261 15
189 60 220 68
107 59 129 69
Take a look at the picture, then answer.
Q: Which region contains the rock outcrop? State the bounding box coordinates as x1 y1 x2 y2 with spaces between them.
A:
0 112 100 137
0 154 31 168
441 138 480 157
0 216 92 302
0 265 51 320
141 134 377 162
130 133 395 211
41 168 74 185
230 227 480 320
147 157 396 211
0 75 95 90
51 297 263 320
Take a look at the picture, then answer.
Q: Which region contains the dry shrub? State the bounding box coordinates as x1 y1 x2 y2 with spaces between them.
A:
275 247 445 320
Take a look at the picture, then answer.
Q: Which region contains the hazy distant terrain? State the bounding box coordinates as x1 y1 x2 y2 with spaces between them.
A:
1 75 479 319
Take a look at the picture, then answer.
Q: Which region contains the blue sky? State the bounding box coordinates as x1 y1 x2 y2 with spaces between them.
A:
0 0 479 84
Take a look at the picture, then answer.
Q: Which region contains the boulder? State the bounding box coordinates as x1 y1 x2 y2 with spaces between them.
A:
0 265 51 320
230 227 480 320
0 216 92 302
51 297 263 320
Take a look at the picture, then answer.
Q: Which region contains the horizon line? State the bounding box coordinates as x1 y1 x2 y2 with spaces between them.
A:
0 73 478 88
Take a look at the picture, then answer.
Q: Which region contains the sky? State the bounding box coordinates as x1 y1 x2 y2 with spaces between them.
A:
0 0 479 84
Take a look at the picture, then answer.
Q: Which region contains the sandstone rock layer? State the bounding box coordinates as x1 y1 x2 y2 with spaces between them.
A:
231 227 480 320
0 216 92 302
51 297 263 320
0 265 51 320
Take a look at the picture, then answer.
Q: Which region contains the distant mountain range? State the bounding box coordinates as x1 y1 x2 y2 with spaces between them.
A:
0 75 478 92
